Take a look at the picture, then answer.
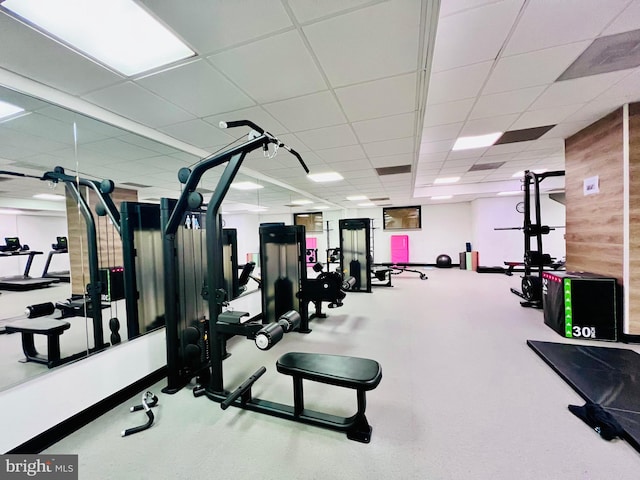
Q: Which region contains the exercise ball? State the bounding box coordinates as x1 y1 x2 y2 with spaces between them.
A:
436 254 452 268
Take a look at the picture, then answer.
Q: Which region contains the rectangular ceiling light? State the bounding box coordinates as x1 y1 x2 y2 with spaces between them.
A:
230 181 263 190
33 193 66 201
431 195 453 200
347 195 368 201
308 172 344 183
433 176 460 184
291 199 313 205
0 100 24 119
497 191 522 196
2 0 195 76
452 132 502 151
358 202 376 207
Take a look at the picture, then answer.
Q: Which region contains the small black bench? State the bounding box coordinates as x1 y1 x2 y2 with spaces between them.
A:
5 317 70 368
276 352 382 443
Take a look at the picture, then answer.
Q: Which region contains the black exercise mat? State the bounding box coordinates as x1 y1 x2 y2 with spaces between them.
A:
528 340 640 452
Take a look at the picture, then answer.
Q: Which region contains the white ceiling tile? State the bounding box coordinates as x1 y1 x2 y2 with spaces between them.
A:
421 122 463 143
330 158 374 172
423 99 475 127
602 1 640 35
203 107 289 135
139 0 292 53
303 0 422 86
431 0 524 72
369 154 414 168
159 119 236 149
470 86 546 120
562 99 622 126
510 104 585 130
439 0 502 17
362 137 415 158
419 139 456 155
288 0 372 22
335 73 417 122
529 70 631 110
316 145 366 163
427 61 493 104
460 114 519 136
0 13 122 95
295 124 357 150
208 30 326 103
81 138 159 161
137 60 255 117
503 0 631 56
483 42 591 94
446 148 489 160
485 147 534 163
442 158 477 168
352 113 415 144
263 91 346 132
419 151 448 162
83 82 195 128
596 68 640 102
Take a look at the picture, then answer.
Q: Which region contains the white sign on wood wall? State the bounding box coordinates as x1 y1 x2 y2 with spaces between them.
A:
583 175 600 196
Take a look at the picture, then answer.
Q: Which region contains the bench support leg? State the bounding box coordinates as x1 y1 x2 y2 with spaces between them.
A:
346 390 373 443
292 377 304 416
19 332 64 368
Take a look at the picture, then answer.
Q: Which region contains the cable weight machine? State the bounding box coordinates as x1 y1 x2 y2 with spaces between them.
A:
163 121 382 442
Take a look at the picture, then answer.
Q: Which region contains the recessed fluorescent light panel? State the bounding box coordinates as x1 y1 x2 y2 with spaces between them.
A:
431 195 453 200
291 199 313 205
452 132 502 151
2 0 195 76
0 100 24 120
33 194 66 201
230 181 263 190
308 172 344 183
358 202 376 207
347 195 368 201
433 176 460 184
497 191 522 196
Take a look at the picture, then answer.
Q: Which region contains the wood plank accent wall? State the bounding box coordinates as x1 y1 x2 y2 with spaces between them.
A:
564 108 624 282
628 103 640 334
66 187 138 295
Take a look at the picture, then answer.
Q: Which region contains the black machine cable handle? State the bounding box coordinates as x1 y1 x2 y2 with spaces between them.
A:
219 120 310 174
121 391 158 437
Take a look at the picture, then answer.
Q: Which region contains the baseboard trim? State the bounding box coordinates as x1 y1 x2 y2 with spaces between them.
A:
7 366 167 454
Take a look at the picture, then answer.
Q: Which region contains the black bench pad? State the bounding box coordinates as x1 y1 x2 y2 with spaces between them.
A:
6 317 70 334
277 352 382 391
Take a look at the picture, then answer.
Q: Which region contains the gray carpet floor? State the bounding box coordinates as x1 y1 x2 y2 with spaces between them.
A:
42 269 640 479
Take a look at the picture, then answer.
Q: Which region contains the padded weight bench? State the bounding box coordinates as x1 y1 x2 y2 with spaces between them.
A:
5 317 70 368
276 352 382 443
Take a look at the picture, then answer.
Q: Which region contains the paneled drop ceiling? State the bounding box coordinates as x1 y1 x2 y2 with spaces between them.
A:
0 0 639 214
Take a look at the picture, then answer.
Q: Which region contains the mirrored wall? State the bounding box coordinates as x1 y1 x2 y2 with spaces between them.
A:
0 84 201 392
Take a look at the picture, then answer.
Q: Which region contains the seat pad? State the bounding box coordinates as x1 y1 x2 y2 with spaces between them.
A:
277 352 381 390
6 317 70 334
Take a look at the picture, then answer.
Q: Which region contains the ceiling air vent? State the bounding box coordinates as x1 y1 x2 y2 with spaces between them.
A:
558 28 640 81
375 165 411 176
370 197 390 201
494 125 555 145
468 161 505 172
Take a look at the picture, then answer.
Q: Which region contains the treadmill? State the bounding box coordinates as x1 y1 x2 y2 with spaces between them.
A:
42 236 70 283
0 237 59 291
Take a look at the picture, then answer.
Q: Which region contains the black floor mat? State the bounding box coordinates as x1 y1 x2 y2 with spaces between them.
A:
528 340 640 452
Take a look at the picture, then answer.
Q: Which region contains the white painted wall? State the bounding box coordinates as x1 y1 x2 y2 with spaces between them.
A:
0 329 166 453
0 213 69 277
471 195 566 267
